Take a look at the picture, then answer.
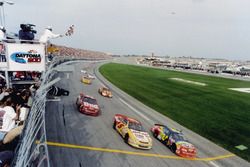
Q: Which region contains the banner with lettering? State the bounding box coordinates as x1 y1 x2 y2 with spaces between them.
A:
6 43 45 71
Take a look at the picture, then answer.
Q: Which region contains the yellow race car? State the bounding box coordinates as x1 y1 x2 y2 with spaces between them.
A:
81 76 92 84
98 87 112 98
113 114 152 149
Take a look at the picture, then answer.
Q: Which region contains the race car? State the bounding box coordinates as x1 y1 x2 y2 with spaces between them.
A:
151 124 197 158
86 73 95 79
76 93 100 116
113 114 152 149
80 70 95 79
81 76 92 84
98 87 112 98
80 70 87 74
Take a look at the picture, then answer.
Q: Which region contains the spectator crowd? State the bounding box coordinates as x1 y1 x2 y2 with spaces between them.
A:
0 84 38 167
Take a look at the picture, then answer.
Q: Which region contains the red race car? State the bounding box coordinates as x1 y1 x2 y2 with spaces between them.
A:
76 93 100 116
151 124 197 158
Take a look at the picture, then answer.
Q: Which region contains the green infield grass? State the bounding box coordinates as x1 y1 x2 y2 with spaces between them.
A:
99 63 250 161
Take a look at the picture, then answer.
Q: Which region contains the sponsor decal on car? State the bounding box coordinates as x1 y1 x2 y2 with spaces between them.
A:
83 102 98 109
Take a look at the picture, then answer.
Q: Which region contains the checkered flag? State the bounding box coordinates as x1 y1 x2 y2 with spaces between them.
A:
65 25 74 36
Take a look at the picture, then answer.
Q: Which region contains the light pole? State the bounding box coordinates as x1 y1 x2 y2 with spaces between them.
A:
0 1 14 88
0 0 14 27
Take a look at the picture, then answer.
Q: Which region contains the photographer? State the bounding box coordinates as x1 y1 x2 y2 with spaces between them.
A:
18 24 36 41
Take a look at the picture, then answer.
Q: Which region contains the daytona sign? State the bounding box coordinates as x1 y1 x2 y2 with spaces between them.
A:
6 43 45 71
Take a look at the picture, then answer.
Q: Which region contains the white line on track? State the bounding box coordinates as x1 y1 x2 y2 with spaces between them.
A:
119 98 153 124
209 161 220 167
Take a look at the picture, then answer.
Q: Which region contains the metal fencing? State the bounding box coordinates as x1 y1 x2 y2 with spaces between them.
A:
12 57 65 167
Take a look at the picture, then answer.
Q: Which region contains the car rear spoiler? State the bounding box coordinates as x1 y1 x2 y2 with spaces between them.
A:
154 124 183 132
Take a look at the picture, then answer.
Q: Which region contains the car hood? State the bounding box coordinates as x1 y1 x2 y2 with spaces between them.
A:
103 91 111 95
83 102 99 110
130 129 151 143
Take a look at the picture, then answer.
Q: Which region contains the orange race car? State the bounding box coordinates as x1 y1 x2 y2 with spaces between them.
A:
98 87 112 98
113 114 152 149
151 124 197 158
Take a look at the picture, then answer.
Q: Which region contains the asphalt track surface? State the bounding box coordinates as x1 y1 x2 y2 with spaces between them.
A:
45 61 249 167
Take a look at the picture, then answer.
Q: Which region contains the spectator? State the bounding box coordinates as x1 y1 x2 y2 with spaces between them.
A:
0 151 14 167
0 78 6 89
27 84 38 108
0 26 6 41
1 98 20 133
39 26 63 43
0 101 5 131
13 90 29 108
0 89 9 102
31 72 39 80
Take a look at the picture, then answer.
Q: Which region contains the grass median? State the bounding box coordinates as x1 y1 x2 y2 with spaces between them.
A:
99 63 250 161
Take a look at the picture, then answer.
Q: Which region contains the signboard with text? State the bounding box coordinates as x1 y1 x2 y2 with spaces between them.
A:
6 43 45 71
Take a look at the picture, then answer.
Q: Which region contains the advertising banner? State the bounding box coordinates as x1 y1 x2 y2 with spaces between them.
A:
6 43 46 71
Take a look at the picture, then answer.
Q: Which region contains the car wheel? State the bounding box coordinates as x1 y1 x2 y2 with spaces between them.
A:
124 134 129 144
113 121 116 130
163 138 168 145
153 131 158 138
79 105 84 112
171 144 176 153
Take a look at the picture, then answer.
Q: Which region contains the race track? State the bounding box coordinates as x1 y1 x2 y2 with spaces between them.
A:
45 61 249 167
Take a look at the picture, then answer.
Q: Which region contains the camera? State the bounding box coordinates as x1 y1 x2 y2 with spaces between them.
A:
20 24 37 34
19 24 37 41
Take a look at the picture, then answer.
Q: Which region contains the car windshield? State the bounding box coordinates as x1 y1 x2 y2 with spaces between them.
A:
83 97 97 104
172 132 188 141
128 121 146 132
84 76 90 79
164 127 170 135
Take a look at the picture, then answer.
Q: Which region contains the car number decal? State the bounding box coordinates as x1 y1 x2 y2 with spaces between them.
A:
117 123 124 129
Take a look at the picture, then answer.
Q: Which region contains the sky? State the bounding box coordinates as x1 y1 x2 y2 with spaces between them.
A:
2 0 250 60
